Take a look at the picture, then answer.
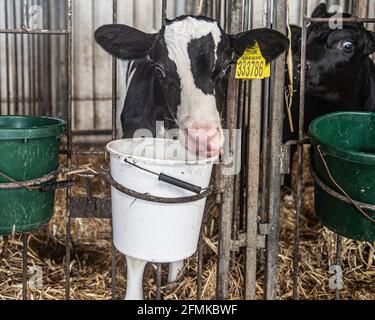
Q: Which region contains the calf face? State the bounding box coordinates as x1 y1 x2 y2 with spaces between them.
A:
294 4 375 104
95 16 288 157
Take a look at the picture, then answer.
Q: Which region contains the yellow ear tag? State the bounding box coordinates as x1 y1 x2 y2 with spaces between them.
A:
235 42 270 80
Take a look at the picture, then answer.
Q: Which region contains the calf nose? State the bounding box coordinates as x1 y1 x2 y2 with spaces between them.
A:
185 126 223 157
297 61 310 73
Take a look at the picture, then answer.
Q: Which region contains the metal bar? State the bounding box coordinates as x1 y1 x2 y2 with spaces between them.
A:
65 0 73 301
12 0 19 114
205 0 213 17
5 0 11 114
111 242 117 299
352 0 359 15
37 1 42 115
0 3 2 115
308 17 375 23
32 32 36 115
0 32 2 115
22 233 28 300
197 201 216 300
231 78 243 267
72 129 112 136
28 21 33 115
60 150 106 156
335 235 342 300
92 1 97 129
292 0 308 301
245 0 264 300
22 0 29 29
216 0 242 300
197 235 203 300
156 263 162 300
260 0 273 224
111 0 118 301
162 0 167 24
21 31 26 115
46 0 52 116
112 0 117 141
0 29 68 34
264 0 287 301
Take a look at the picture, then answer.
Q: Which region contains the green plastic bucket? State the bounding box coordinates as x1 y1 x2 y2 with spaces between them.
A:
0 116 66 235
309 112 375 242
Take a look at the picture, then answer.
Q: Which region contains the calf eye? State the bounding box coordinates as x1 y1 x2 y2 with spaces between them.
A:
340 41 354 52
155 64 166 80
222 60 235 77
223 64 232 76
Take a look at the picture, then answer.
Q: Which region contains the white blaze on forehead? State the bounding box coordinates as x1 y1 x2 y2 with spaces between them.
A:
164 17 223 129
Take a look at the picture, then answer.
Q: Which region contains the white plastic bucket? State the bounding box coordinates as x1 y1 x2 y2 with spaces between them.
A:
106 138 217 263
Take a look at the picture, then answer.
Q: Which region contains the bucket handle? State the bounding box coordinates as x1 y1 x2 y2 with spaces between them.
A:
0 167 69 191
316 145 375 224
124 159 202 194
105 172 212 204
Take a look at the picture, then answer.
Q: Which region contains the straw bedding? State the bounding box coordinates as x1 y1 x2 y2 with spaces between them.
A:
0 146 374 300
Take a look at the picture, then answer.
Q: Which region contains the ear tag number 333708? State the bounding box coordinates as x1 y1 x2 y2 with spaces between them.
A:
235 42 270 80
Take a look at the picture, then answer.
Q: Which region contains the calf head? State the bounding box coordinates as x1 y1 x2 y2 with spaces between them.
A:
95 16 288 157
295 4 375 102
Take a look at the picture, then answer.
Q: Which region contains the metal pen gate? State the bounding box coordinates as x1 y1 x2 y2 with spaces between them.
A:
0 0 373 300
291 0 375 300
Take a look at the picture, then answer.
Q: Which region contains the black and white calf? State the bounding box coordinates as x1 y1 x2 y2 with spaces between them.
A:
95 15 288 157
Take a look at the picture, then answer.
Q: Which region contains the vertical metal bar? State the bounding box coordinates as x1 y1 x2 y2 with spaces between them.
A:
162 0 167 24
216 0 241 300
5 0 11 114
37 0 42 114
12 0 19 114
260 0 273 224
20 1 26 115
28 24 33 115
65 0 73 301
197 237 203 299
292 0 308 301
223 0 228 32
0 33 2 115
156 263 162 300
197 201 215 300
351 0 359 15
155 0 168 300
32 32 36 114
92 1 97 129
23 0 29 29
245 0 265 300
264 0 288 301
205 0 213 17
45 0 52 116
231 79 243 267
335 235 342 300
25 0 31 116
111 0 118 301
22 233 28 300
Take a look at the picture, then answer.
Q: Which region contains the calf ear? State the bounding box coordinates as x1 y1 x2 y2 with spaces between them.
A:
95 24 157 60
311 3 327 18
230 29 289 63
364 31 375 56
